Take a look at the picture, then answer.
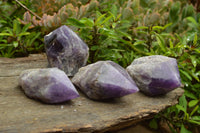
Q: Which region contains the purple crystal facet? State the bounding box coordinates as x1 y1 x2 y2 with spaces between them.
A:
19 68 79 103
44 25 89 76
72 61 139 100
126 55 181 96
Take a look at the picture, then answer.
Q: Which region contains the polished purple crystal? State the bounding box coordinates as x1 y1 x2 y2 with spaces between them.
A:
72 61 139 100
44 25 89 76
19 68 79 103
126 55 181 96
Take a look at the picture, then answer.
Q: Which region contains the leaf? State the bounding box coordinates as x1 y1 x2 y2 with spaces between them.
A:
0 20 7 24
116 14 122 21
0 39 7 43
22 23 32 33
190 55 197 67
179 95 187 111
67 18 85 28
169 1 181 22
0 33 13 36
80 18 94 27
169 40 174 49
5 27 14 35
155 33 167 52
116 30 132 41
0 44 13 47
176 105 186 113
188 120 200 125
149 119 158 129
187 22 197 29
133 40 147 47
116 20 131 30
182 5 195 19
100 28 117 39
136 26 148 30
179 69 192 81
29 32 41 45
95 13 106 25
195 49 200 53
152 26 164 31
13 41 18 48
193 32 197 46
163 23 173 29
101 15 113 25
191 72 200 82
189 100 199 108
91 46 99 51
110 5 118 18
180 124 192 133
192 116 200 121
190 105 199 116
137 31 148 35
13 19 21 35
184 90 197 99
187 17 198 27
18 32 30 37
175 33 182 42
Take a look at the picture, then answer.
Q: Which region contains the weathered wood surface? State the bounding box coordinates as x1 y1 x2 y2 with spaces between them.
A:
0 54 184 133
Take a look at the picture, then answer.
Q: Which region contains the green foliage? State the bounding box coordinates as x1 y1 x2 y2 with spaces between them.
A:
66 11 136 67
159 91 200 132
0 1 18 28
169 1 181 23
0 19 42 57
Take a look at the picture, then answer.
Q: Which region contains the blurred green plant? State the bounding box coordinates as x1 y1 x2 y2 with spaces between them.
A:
150 93 200 133
0 19 42 57
66 11 145 67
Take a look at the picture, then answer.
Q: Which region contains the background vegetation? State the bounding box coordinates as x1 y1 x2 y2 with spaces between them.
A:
0 0 200 132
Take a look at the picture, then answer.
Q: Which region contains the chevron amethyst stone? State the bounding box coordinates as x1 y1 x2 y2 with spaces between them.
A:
44 25 89 76
126 55 181 96
19 68 79 103
72 61 139 100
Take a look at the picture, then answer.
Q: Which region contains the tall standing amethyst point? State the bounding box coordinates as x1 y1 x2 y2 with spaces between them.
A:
126 55 182 96
44 25 89 76
72 61 139 100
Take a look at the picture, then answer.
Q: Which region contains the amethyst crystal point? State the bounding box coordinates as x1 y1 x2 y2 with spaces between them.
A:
72 61 139 100
126 55 181 96
19 68 79 103
44 25 89 76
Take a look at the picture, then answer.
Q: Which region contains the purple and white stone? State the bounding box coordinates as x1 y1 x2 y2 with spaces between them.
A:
126 55 181 96
72 61 139 100
44 25 89 76
19 68 79 103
